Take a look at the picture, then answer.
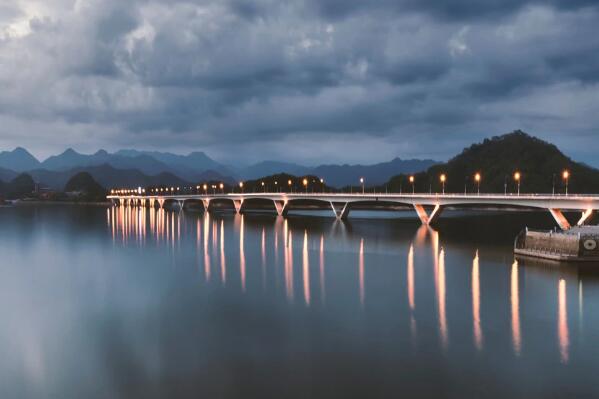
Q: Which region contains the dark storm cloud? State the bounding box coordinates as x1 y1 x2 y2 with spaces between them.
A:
0 0 598 164
309 0 599 21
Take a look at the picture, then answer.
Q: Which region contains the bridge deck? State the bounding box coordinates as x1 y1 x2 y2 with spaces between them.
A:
107 192 599 230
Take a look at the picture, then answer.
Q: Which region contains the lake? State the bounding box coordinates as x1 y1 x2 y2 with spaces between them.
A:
1 205 598 398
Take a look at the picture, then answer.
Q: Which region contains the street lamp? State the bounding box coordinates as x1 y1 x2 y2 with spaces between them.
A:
274 181 278 192
440 174 446 194
203 184 208 194
302 178 308 193
562 170 570 195
288 179 292 193
474 173 481 195
261 181 266 193
409 175 415 194
219 183 224 193
514 172 521 195
360 177 364 194
320 178 324 193
239 182 244 193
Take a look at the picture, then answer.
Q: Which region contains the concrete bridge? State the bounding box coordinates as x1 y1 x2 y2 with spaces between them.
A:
106 192 599 230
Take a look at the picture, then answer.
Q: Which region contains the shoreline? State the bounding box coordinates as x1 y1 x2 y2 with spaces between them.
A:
10 200 111 207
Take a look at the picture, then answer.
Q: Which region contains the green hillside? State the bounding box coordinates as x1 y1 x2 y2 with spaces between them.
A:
387 131 599 194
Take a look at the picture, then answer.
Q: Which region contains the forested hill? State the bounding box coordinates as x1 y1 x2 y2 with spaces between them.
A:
386 131 599 194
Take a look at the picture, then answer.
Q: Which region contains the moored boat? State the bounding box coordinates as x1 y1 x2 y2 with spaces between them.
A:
514 226 599 262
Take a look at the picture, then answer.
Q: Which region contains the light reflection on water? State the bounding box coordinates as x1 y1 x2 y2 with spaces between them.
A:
0 205 597 398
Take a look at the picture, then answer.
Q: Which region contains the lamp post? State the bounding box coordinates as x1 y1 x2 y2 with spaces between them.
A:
303 178 308 193
320 178 324 193
474 172 481 195
409 175 415 194
440 174 446 195
288 179 292 193
219 183 224 194
261 181 266 193
203 184 208 195
562 170 570 195
514 172 521 196
360 177 364 194
239 182 244 193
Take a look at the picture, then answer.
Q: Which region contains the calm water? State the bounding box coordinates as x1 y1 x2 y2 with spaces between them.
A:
1 205 598 398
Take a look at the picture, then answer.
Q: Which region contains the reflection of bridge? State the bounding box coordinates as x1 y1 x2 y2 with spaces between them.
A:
106 193 599 230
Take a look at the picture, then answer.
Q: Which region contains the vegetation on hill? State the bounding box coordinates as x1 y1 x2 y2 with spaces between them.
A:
0 173 36 199
385 131 599 194
64 172 107 201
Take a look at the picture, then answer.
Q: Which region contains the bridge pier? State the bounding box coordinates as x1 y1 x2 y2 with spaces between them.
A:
273 200 288 216
330 202 351 219
233 199 244 214
157 199 165 209
549 208 571 230
177 200 185 210
202 199 211 213
577 209 593 226
413 204 443 225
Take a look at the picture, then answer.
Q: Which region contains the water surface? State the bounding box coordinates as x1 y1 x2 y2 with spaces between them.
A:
1 205 598 398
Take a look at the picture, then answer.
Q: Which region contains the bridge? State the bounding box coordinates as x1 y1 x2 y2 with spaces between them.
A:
106 192 599 230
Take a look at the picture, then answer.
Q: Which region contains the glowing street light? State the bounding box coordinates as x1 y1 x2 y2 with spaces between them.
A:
320 178 324 193
360 177 365 194
219 182 224 193
261 181 266 192
514 172 521 195
474 172 481 195
288 179 292 193
440 174 446 194
409 175 415 194
562 170 570 195
203 184 208 194
239 181 244 193
302 178 308 193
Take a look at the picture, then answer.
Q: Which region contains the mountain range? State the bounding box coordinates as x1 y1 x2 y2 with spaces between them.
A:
0 147 437 190
1 131 597 196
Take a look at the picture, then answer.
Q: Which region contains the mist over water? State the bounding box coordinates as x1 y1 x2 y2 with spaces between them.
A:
1 205 598 398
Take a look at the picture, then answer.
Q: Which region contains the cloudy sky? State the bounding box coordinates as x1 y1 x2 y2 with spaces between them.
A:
1 0 598 165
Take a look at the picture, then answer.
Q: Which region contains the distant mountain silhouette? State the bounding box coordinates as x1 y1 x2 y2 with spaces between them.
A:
41 149 176 176
116 149 235 181
314 157 437 187
387 130 599 194
0 147 41 172
239 161 312 180
239 158 436 187
0 167 18 182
